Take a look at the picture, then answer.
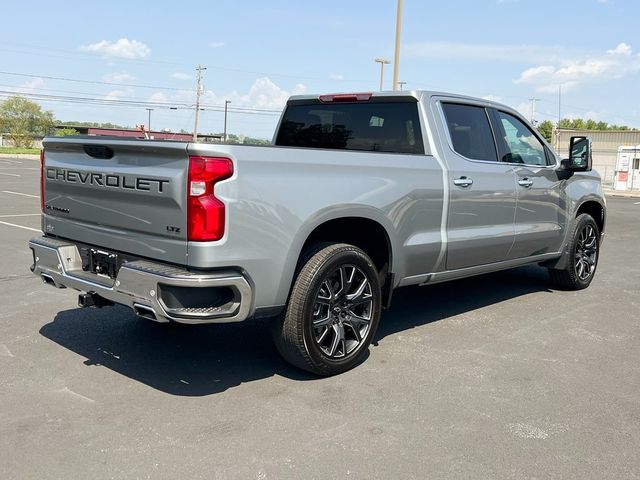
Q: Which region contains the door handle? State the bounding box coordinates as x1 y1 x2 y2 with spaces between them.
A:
453 177 473 188
518 178 533 188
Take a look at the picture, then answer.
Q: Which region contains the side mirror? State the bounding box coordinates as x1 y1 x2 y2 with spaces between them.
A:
562 136 592 172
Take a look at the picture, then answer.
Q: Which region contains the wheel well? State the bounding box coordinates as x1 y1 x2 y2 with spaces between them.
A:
576 201 604 233
300 217 392 274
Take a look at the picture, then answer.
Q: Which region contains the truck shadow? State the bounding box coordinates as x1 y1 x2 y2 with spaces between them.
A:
39 265 553 396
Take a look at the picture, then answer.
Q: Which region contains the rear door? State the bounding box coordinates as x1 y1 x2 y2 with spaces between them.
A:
436 100 517 270
490 109 564 258
42 137 189 264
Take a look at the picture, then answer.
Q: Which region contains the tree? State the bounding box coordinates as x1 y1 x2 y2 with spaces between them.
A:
55 128 79 137
557 118 637 131
0 96 54 148
537 120 554 143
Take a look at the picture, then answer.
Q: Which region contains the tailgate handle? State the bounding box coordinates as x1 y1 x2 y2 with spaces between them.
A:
83 145 114 159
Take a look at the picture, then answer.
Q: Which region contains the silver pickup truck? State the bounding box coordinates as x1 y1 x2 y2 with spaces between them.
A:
30 90 605 375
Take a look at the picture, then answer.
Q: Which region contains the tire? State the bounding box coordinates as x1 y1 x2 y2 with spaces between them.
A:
272 243 382 376
549 213 600 290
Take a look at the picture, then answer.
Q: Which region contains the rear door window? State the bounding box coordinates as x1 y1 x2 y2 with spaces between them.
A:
441 103 498 162
275 102 424 154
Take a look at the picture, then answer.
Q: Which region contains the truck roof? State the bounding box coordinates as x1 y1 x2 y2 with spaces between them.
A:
287 90 512 111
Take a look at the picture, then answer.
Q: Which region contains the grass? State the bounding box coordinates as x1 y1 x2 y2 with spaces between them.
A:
0 146 40 154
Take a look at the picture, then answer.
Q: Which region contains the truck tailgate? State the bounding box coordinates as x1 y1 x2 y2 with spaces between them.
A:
42 137 189 265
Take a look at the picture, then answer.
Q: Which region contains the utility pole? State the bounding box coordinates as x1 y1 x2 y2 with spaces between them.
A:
374 58 390 91
529 97 540 124
145 108 154 132
398 81 407 91
558 84 562 126
223 100 231 142
193 65 206 142
392 0 404 91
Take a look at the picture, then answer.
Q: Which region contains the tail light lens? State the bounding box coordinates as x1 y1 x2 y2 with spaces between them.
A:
40 149 45 212
187 156 233 241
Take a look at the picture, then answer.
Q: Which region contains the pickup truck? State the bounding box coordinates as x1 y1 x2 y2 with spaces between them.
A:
30 91 606 375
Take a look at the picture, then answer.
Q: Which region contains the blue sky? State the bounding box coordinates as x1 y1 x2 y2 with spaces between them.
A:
1 0 638 138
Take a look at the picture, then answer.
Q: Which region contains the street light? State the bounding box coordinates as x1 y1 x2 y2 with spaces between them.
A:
392 0 404 91
374 58 391 91
398 81 407 91
223 100 231 142
145 108 154 132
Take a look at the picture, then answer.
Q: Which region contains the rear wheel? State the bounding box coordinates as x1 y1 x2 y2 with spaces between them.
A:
549 213 600 290
272 243 381 376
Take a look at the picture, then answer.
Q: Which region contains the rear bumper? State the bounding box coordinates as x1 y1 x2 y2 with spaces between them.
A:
29 236 253 324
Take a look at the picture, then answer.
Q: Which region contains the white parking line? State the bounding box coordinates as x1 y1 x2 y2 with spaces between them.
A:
0 172 20 177
0 213 40 218
0 220 40 232
2 190 39 198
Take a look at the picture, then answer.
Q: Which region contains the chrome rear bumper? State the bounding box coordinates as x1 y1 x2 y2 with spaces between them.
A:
29 236 253 324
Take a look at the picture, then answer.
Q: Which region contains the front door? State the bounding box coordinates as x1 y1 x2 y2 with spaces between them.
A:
490 110 564 258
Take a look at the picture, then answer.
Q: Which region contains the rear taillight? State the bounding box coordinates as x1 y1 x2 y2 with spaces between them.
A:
40 149 45 212
187 156 233 242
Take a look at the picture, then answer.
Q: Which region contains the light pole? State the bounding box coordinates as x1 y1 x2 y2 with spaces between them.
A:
398 81 407 91
374 58 390 91
223 100 231 142
392 0 404 91
145 108 154 132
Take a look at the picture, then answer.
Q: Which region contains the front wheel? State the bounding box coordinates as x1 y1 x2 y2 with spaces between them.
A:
272 243 382 376
548 213 600 290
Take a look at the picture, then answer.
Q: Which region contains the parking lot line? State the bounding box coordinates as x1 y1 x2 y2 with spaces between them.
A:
0 220 40 232
0 213 40 218
0 172 20 177
2 190 39 198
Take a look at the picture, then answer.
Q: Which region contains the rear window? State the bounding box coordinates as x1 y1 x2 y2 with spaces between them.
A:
275 102 424 154
442 103 498 162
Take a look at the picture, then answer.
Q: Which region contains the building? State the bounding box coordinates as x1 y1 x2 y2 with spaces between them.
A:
555 129 640 187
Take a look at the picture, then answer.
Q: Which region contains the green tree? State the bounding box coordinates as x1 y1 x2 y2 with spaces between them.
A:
55 127 79 137
0 96 55 148
537 120 554 143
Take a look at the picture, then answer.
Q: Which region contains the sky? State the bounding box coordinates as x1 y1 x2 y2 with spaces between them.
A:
1 0 639 139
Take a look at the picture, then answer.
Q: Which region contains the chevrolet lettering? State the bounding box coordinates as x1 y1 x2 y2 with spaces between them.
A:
45 167 169 193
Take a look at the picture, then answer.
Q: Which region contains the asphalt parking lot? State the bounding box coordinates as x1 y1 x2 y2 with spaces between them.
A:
0 155 639 479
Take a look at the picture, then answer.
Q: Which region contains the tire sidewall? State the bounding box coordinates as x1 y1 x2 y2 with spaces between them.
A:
300 247 381 373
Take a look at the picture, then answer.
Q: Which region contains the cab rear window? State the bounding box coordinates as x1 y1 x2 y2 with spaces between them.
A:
275 102 424 154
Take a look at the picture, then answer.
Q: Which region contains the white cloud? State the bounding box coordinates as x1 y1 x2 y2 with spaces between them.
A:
103 90 127 101
171 72 191 80
17 77 45 94
329 73 344 81
404 41 573 63
208 42 225 48
200 77 306 109
103 72 136 83
148 92 168 103
80 38 150 59
515 43 640 92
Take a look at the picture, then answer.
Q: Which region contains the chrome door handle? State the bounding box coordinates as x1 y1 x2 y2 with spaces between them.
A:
453 177 473 188
518 178 533 188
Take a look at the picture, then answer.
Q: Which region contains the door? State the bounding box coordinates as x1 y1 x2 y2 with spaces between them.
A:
439 101 517 270
490 110 564 258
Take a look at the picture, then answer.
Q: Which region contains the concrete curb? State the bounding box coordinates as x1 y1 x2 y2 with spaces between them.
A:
604 189 640 198
0 153 40 160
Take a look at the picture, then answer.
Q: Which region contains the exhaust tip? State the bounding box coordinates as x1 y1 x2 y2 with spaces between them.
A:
133 303 157 321
41 274 56 287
